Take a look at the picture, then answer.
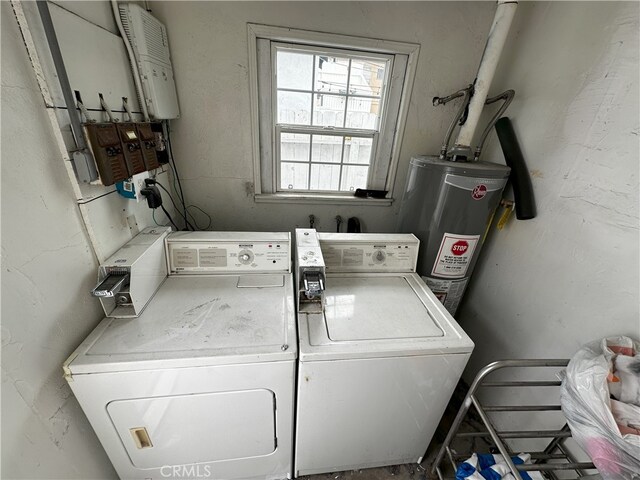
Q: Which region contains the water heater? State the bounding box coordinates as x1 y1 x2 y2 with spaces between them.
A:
395 1 535 316
396 156 509 315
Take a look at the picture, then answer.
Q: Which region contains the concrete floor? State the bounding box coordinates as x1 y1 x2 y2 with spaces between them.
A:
299 463 430 480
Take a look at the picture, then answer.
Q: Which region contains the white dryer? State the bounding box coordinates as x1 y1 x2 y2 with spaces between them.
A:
65 231 296 480
294 230 474 476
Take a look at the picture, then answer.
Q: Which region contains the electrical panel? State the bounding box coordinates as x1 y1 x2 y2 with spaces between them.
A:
84 122 163 186
84 123 128 186
117 123 147 176
118 4 180 120
136 123 161 170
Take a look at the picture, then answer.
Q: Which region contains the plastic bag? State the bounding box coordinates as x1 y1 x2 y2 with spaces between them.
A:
455 453 544 480
560 335 640 479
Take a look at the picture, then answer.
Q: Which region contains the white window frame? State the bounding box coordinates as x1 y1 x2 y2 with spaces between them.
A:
248 24 420 205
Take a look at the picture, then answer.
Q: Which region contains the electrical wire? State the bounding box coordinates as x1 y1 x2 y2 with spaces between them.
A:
165 121 189 227
168 163 191 228
77 189 117 204
152 208 170 228
168 162 182 216
152 208 162 226
165 164 184 221
186 205 212 230
165 160 213 230
160 205 179 231
153 180 196 230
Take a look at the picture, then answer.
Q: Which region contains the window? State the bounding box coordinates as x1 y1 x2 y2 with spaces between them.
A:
248 25 419 204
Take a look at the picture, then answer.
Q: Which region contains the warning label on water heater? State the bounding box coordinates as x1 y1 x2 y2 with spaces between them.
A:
431 233 480 278
424 276 469 315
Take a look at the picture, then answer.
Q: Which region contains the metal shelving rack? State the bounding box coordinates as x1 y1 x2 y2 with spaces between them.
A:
432 360 596 480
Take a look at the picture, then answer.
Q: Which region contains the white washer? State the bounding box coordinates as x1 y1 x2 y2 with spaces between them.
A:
65 232 296 480
294 232 474 476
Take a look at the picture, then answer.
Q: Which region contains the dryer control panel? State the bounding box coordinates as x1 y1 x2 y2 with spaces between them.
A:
166 232 291 274
318 233 419 273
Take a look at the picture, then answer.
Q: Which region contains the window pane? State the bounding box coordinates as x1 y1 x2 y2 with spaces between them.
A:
277 91 311 125
345 97 380 129
281 133 310 162
315 56 349 94
349 59 386 97
343 137 373 164
313 93 345 127
311 135 343 163
340 165 369 192
277 51 313 90
310 164 340 191
281 162 309 190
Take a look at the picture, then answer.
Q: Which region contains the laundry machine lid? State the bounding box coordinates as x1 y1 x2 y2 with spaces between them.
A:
324 276 444 340
298 273 474 361
66 275 297 375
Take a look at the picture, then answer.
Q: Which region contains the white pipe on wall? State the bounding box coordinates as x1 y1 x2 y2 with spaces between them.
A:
454 0 518 151
111 0 150 121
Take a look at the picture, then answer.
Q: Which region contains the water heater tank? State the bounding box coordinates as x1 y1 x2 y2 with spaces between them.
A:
396 155 509 315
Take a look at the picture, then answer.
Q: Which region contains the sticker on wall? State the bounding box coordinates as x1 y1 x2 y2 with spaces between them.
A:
431 233 480 278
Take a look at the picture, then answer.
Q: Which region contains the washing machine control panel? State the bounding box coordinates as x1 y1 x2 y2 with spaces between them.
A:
166 233 291 274
318 233 419 273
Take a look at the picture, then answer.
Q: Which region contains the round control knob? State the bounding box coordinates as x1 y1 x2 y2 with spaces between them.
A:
238 249 254 265
373 250 386 264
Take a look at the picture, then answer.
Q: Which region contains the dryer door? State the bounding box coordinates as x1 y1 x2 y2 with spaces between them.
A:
107 389 276 468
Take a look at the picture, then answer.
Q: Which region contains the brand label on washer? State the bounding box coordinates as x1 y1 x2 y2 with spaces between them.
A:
431 233 479 278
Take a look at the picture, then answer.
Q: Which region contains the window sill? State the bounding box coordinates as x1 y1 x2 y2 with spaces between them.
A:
254 193 394 206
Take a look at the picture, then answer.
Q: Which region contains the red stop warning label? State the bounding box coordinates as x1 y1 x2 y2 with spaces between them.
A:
451 240 469 256
432 233 480 278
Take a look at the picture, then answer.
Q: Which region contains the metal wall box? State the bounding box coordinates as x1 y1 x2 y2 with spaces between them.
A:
116 123 146 176
84 123 129 186
94 226 170 318
135 123 160 170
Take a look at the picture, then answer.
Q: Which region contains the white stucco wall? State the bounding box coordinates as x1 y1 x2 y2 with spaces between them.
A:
150 1 497 232
458 1 639 376
1 2 117 478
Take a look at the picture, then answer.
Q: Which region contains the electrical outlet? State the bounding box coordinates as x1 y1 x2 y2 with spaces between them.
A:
133 171 150 203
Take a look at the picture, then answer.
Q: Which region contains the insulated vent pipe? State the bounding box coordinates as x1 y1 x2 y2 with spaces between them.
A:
450 0 518 159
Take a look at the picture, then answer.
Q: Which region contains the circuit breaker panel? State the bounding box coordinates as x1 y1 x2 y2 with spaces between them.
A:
117 123 147 176
136 123 161 170
84 123 129 186
83 121 163 186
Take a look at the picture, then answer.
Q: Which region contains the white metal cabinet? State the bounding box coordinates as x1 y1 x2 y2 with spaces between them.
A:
295 353 470 475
